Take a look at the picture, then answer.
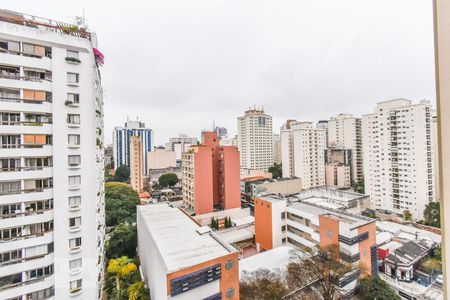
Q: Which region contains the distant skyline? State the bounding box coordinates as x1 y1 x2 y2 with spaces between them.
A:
3 0 436 145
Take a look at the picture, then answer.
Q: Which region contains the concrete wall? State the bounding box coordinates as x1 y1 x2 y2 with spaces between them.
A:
147 148 176 170
434 0 450 296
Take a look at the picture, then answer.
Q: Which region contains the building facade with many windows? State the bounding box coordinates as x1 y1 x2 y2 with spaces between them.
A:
113 119 152 175
0 10 105 299
237 108 273 174
362 99 435 220
281 121 325 189
327 114 363 186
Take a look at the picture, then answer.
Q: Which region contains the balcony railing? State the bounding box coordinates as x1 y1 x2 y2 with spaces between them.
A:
0 73 52 82
0 96 51 104
0 166 50 172
0 208 52 219
0 144 50 149
0 48 51 58
0 187 50 196
0 229 53 243
0 252 52 267
0 274 52 292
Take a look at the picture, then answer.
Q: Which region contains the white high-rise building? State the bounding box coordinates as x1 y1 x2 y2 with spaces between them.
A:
362 99 435 220
281 121 325 189
327 114 363 185
0 10 105 299
237 108 273 173
113 119 153 175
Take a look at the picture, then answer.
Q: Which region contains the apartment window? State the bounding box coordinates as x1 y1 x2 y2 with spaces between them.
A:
69 196 81 207
70 279 82 293
68 155 81 167
0 135 20 148
281 212 286 219
1 158 20 171
225 260 234 270
226 288 235 298
26 287 54 300
281 225 286 232
67 114 80 125
67 72 79 83
67 50 79 59
68 134 80 146
68 176 81 186
69 258 82 270
67 93 80 104
69 217 81 228
0 40 19 53
0 113 20 125
0 249 22 264
0 181 21 194
69 237 82 249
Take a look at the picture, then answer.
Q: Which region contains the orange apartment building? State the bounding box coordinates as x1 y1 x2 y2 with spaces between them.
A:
137 203 239 300
254 194 377 296
182 132 241 215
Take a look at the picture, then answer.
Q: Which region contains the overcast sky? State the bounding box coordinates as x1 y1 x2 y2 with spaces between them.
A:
3 0 436 145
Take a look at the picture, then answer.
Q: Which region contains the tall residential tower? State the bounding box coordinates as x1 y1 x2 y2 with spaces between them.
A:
113 119 152 175
362 99 435 220
0 10 105 299
281 121 326 189
237 108 273 173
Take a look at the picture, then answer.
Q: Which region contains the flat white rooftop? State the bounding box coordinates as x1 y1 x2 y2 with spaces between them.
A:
288 202 373 229
377 221 441 244
138 204 236 273
302 197 346 210
239 246 303 277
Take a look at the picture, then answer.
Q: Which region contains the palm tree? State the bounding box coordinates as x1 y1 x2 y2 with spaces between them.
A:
127 281 149 300
107 256 137 300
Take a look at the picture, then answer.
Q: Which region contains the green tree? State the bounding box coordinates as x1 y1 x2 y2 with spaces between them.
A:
127 281 150 300
359 276 401 300
107 257 138 300
268 163 282 179
106 182 140 227
287 245 351 300
106 224 137 260
423 202 441 228
403 210 412 221
158 173 179 188
114 165 130 182
240 268 288 300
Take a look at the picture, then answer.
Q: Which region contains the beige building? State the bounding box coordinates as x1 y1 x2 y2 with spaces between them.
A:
147 148 176 170
327 114 363 185
273 133 282 165
238 108 273 173
325 163 351 187
325 148 353 188
434 0 450 294
281 121 325 189
130 136 144 192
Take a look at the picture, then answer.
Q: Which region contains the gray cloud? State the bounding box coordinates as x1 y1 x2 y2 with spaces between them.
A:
3 0 436 145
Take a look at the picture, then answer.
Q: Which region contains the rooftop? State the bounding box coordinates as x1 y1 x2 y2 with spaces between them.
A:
137 204 237 273
386 239 435 265
377 221 441 244
239 246 303 277
0 9 91 40
288 202 373 229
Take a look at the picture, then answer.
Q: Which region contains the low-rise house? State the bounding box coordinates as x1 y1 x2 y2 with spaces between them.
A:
384 239 436 282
